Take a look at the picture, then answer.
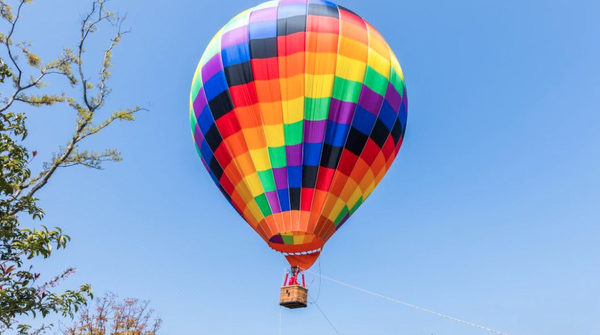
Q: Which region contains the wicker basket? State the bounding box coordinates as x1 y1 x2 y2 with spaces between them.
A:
280 285 308 309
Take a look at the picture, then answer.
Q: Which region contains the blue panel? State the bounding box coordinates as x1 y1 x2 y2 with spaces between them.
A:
200 141 213 164
378 101 397 131
287 165 302 188
303 142 322 166
352 106 377 135
197 106 215 134
221 43 251 67
324 121 350 147
249 20 277 39
277 189 291 212
399 101 407 129
203 72 229 101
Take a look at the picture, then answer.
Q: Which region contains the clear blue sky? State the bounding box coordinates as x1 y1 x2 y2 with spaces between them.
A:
4 0 600 334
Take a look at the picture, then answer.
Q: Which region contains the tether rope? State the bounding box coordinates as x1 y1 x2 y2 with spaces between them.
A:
306 270 510 335
309 294 342 335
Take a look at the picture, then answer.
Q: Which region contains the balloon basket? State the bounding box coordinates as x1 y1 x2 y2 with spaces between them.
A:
279 285 308 309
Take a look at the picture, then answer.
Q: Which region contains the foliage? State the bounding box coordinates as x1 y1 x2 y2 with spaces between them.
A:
0 0 143 332
60 293 162 335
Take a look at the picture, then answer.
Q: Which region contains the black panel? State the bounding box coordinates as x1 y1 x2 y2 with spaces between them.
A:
289 187 301 210
301 165 319 188
208 90 234 120
224 61 254 87
204 125 223 152
370 119 390 148
345 127 369 156
209 157 224 180
249 37 278 59
391 119 403 145
308 4 339 18
320 144 343 169
277 15 307 36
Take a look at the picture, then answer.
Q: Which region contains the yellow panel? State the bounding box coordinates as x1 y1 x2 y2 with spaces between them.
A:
368 34 390 60
336 55 367 82
282 96 304 124
249 148 271 171
264 124 285 146
346 188 363 210
368 50 391 79
305 74 335 98
306 52 337 75
243 172 264 197
327 197 346 221
390 51 404 81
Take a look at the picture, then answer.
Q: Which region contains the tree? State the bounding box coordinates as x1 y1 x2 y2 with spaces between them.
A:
0 0 143 332
60 293 162 335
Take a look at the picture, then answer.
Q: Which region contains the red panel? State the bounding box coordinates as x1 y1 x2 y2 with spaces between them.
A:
337 149 359 176
215 112 241 139
381 135 395 161
301 187 315 211
277 32 306 56
315 167 335 191
251 58 279 81
229 82 258 107
307 16 339 34
361 139 380 166
213 143 233 168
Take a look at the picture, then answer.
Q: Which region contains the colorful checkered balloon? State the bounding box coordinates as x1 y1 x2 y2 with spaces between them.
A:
190 0 407 270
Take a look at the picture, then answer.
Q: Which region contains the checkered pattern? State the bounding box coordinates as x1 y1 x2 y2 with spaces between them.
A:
190 0 407 267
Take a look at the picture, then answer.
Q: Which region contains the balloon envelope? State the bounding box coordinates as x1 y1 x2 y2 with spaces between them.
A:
190 0 407 270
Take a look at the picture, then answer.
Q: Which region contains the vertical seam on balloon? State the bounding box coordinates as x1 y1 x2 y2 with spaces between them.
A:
213 14 275 238
296 0 310 234
246 4 286 238
274 0 293 236
350 26 395 212
305 1 341 240
195 31 265 236
312 8 370 240
321 20 389 241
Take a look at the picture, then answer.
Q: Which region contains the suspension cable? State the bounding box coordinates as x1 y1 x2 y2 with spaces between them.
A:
309 294 341 335
306 270 509 335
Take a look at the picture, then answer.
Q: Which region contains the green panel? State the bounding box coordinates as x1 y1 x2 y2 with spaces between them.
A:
268 146 287 168
390 69 405 95
282 234 294 245
363 66 389 96
284 121 303 146
190 111 197 131
304 97 331 120
350 197 363 214
257 170 276 192
255 194 273 217
191 75 203 102
332 77 363 103
334 206 350 226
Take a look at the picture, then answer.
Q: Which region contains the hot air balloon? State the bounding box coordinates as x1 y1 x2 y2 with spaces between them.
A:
189 0 407 308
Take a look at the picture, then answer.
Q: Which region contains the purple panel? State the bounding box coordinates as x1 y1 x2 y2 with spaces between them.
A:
384 82 402 113
269 234 284 244
221 25 249 48
304 120 326 143
193 124 204 144
273 167 289 189
328 99 356 124
202 54 224 82
193 87 207 118
250 7 278 22
265 191 282 213
285 144 303 166
358 86 384 115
